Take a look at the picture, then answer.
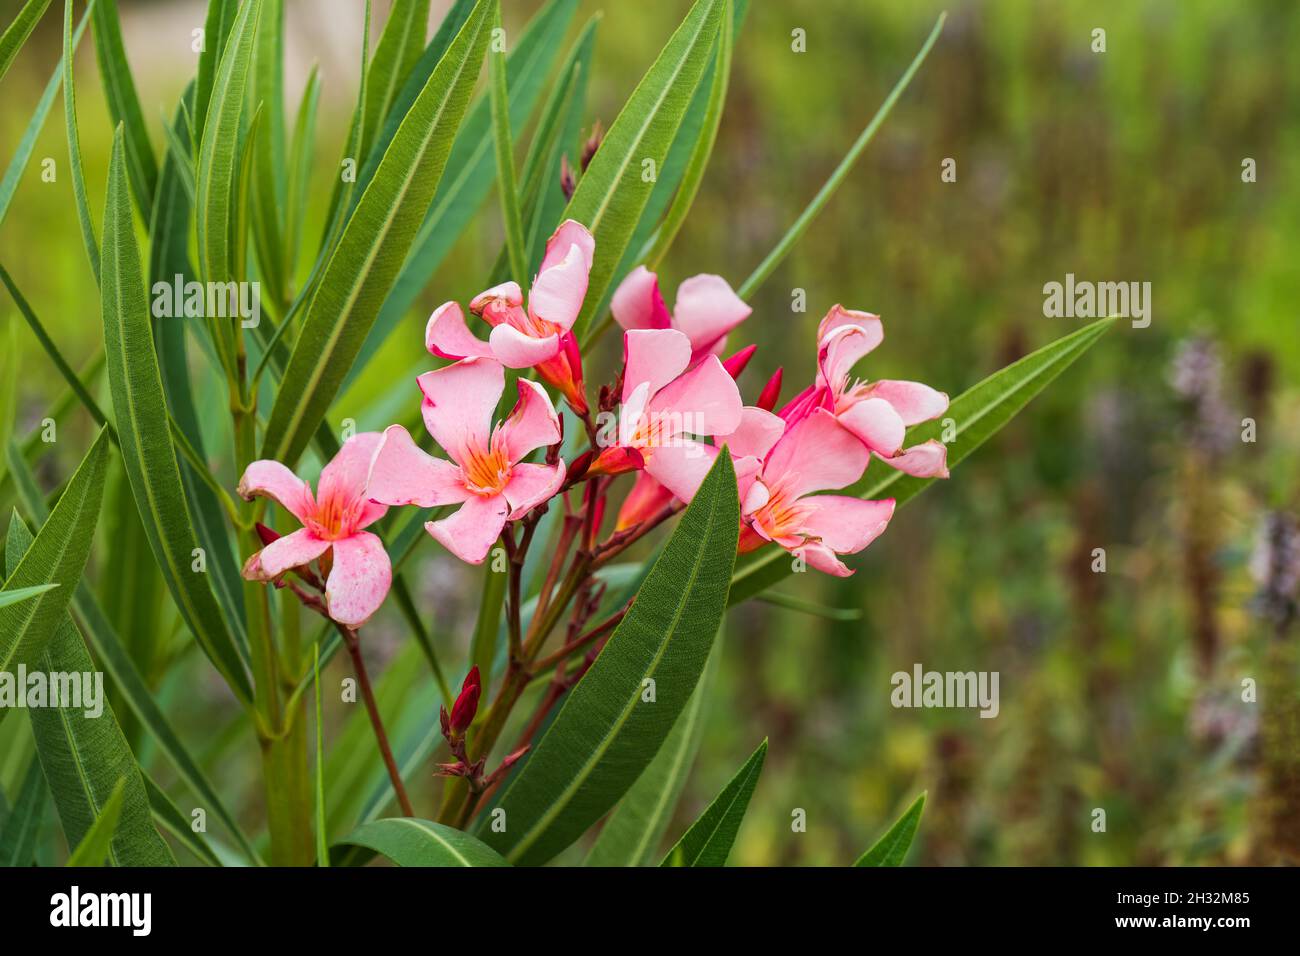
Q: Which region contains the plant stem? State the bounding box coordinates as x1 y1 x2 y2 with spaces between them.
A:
340 624 415 817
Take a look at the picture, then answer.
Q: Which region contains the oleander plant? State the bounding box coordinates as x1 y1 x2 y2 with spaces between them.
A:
0 0 1118 867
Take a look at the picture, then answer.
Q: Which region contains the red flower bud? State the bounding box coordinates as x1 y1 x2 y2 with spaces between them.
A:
580 120 604 171
255 522 281 547
721 344 758 380
757 367 784 412
449 666 481 735
560 154 576 200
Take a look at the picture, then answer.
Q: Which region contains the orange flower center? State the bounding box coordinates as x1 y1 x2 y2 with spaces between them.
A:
461 434 512 496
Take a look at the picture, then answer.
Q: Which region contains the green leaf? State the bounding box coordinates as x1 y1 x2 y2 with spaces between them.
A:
249 0 287 309
5 517 175 867
354 0 576 384
481 452 740 866
583 639 719 866
192 0 238 146
489 5 527 286
563 0 725 338
0 314 14 484
91 0 157 219
102 128 254 703
660 737 766 867
314 643 328 868
284 64 321 280
0 429 109 674
143 774 222 866
359 0 430 162
6 442 259 864
261 0 496 466
0 0 91 230
0 0 52 84
0 582 58 609
63 0 99 284
195 0 262 286
470 559 508 688
736 13 945 299
728 317 1119 605
337 818 509 867
65 777 127 866
854 792 925 866
0 757 48 866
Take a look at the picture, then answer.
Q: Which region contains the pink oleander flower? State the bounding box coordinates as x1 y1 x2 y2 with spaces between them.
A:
365 357 565 565
589 328 743 494
611 265 752 367
238 434 392 627
732 405 895 576
779 305 950 478
425 219 594 413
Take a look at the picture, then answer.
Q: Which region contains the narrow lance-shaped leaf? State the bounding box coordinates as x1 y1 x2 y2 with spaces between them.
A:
0 428 109 675
0 582 58 609
91 0 158 218
337 818 509 867
359 0 431 162
489 5 527 286
0 0 92 230
728 317 1118 605
0 0 52 84
5 517 175 867
480 452 740 866
262 0 497 466
63 0 99 284
854 792 926 866
660 737 766 867
736 14 945 299
65 778 127 867
564 0 725 338
284 63 321 274
0 313 15 485
0 757 48 866
249 0 287 309
314 643 328 868
102 127 254 703
143 775 222 866
584 639 720 866
192 0 238 145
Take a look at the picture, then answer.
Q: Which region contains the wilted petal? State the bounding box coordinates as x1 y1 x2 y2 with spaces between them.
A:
417 358 505 465
426 301 494 361
238 460 313 523
797 541 854 577
502 461 566 518
671 274 751 359
838 397 906 457
647 354 743 437
427 494 510 564
500 379 562 461
366 424 471 507
878 439 949 478
764 408 870 498
247 528 330 579
611 265 671 331
470 281 523 318
489 323 561 368
864 379 949 425
325 531 392 627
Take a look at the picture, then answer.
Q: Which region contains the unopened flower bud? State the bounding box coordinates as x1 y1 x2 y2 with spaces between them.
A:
757 367 784 412
560 154 576 200
255 522 281 546
448 666 481 735
581 120 604 171
721 344 758 380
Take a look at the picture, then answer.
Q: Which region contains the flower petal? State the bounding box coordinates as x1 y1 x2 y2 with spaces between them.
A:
797 541 854 577
621 328 691 403
470 281 523 320
717 406 785 461
488 322 561 368
503 461 566 518
427 494 509 564
816 306 883 389
647 354 744 438
764 407 870 497
318 432 385 504
799 495 895 555
644 440 719 504
426 300 494 361
530 238 591 331
500 379 562 462
611 265 671 331
878 439 950 478
837 397 906 457
671 273 751 360
538 219 594 275
325 531 392 627
237 460 313 523
863 379 949 426
245 528 330 579
366 424 471 507
417 357 505 465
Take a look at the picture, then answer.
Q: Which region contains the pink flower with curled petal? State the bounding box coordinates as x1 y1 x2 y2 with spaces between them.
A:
611 266 752 367
780 305 950 479
425 220 593 413
365 357 565 565
589 328 743 492
238 434 392 627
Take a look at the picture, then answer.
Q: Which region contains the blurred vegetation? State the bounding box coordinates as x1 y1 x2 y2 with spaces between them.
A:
1 0 1296 865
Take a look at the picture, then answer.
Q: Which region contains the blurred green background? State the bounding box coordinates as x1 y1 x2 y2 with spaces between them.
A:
2 0 1296 865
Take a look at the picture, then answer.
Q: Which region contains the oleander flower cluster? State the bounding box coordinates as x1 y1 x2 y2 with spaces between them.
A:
237 221 950 628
